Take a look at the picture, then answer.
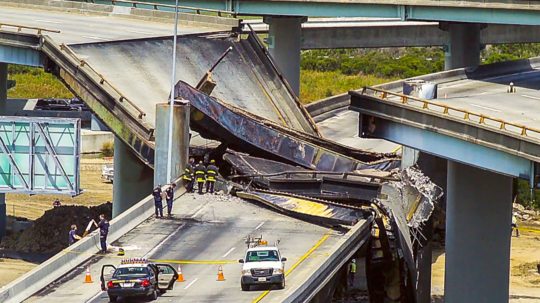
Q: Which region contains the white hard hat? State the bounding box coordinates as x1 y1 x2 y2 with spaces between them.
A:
352 259 356 263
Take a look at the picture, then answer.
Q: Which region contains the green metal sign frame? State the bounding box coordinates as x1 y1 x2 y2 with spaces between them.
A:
0 117 81 195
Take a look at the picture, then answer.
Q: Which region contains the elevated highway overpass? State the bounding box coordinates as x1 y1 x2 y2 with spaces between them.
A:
0 4 401 303
81 0 540 25
346 58 540 303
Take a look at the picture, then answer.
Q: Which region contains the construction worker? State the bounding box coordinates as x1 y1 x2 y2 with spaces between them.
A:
206 159 218 194
347 259 357 288
512 212 520 237
68 224 82 246
194 160 207 195
165 183 176 217
182 158 195 193
93 214 109 254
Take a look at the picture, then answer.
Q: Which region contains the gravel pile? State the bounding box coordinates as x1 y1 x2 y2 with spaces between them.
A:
513 203 540 223
1 203 112 254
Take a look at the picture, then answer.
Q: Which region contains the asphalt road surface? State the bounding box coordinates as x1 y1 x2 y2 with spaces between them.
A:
436 68 540 133
27 192 347 303
0 5 223 44
316 108 400 153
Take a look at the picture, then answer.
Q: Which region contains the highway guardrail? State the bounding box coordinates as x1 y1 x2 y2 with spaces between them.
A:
282 217 372 303
79 0 237 17
362 86 540 141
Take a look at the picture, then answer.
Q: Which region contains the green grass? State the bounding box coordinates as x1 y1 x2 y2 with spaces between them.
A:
300 70 395 104
7 67 73 99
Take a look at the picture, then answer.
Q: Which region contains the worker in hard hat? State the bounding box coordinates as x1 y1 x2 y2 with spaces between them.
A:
206 159 218 194
347 258 357 288
182 157 195 193
194 161 207 195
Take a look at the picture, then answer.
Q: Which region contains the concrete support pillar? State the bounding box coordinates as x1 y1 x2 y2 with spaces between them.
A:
153 101 190 186
443 23 481 70
445 161 512 303
91 115 109 131
264 16 305 97
0 63 7 239
112 137 153 218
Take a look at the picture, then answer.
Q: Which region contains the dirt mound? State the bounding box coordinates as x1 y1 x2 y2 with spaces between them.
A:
1 203 111 254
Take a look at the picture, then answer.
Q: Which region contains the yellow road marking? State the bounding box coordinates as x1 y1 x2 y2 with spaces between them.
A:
392 145 402 153
251 233 331 303
517 226 540 234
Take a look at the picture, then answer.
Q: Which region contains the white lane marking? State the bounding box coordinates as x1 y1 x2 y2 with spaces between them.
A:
254 221 265 230
125 29 155 35
190 205 206 219
81 35 108 41
184 277 199 289
468 103 501 113
222 247 236 258
143 224 184 258
85 290 104 303
522 94 540 101
34 19 62 24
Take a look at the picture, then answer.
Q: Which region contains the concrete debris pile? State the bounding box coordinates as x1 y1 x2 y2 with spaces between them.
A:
1 203 111 255
513 203 540 223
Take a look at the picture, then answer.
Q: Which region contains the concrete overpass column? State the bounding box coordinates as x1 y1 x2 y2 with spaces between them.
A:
443 23 481 70
264 16 305 97
153 101 190 186
112 137 153 218
445 161 512 303
0 63 6 239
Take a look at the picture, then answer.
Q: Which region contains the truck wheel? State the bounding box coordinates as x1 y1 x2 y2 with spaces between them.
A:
241 282 250 291
278 277 286 289
108 295 117 302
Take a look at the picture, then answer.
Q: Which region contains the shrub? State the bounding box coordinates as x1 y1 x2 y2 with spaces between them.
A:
100 141 114 157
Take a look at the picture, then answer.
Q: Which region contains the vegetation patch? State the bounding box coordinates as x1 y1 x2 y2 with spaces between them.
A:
7 65 73 99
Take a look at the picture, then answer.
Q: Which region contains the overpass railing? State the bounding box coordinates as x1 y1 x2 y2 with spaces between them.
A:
79 0 237 17
56 43 147 119
0 22 60 34
362 86 540 141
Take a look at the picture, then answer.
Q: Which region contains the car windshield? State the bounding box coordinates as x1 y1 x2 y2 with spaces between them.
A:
246 250 279 262
113 267 149 279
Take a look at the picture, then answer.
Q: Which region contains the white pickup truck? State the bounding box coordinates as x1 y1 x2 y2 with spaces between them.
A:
101 164 114 183
239 245 287 291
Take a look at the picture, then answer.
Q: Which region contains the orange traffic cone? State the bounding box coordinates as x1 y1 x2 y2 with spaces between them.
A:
217 265 225 281
84 266 93 283
176 265 185 282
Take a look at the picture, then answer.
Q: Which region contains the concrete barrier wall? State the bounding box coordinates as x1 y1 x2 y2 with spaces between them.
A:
0 0 239 29
81 130 113 154
0 182 185 303
282 218 372 303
